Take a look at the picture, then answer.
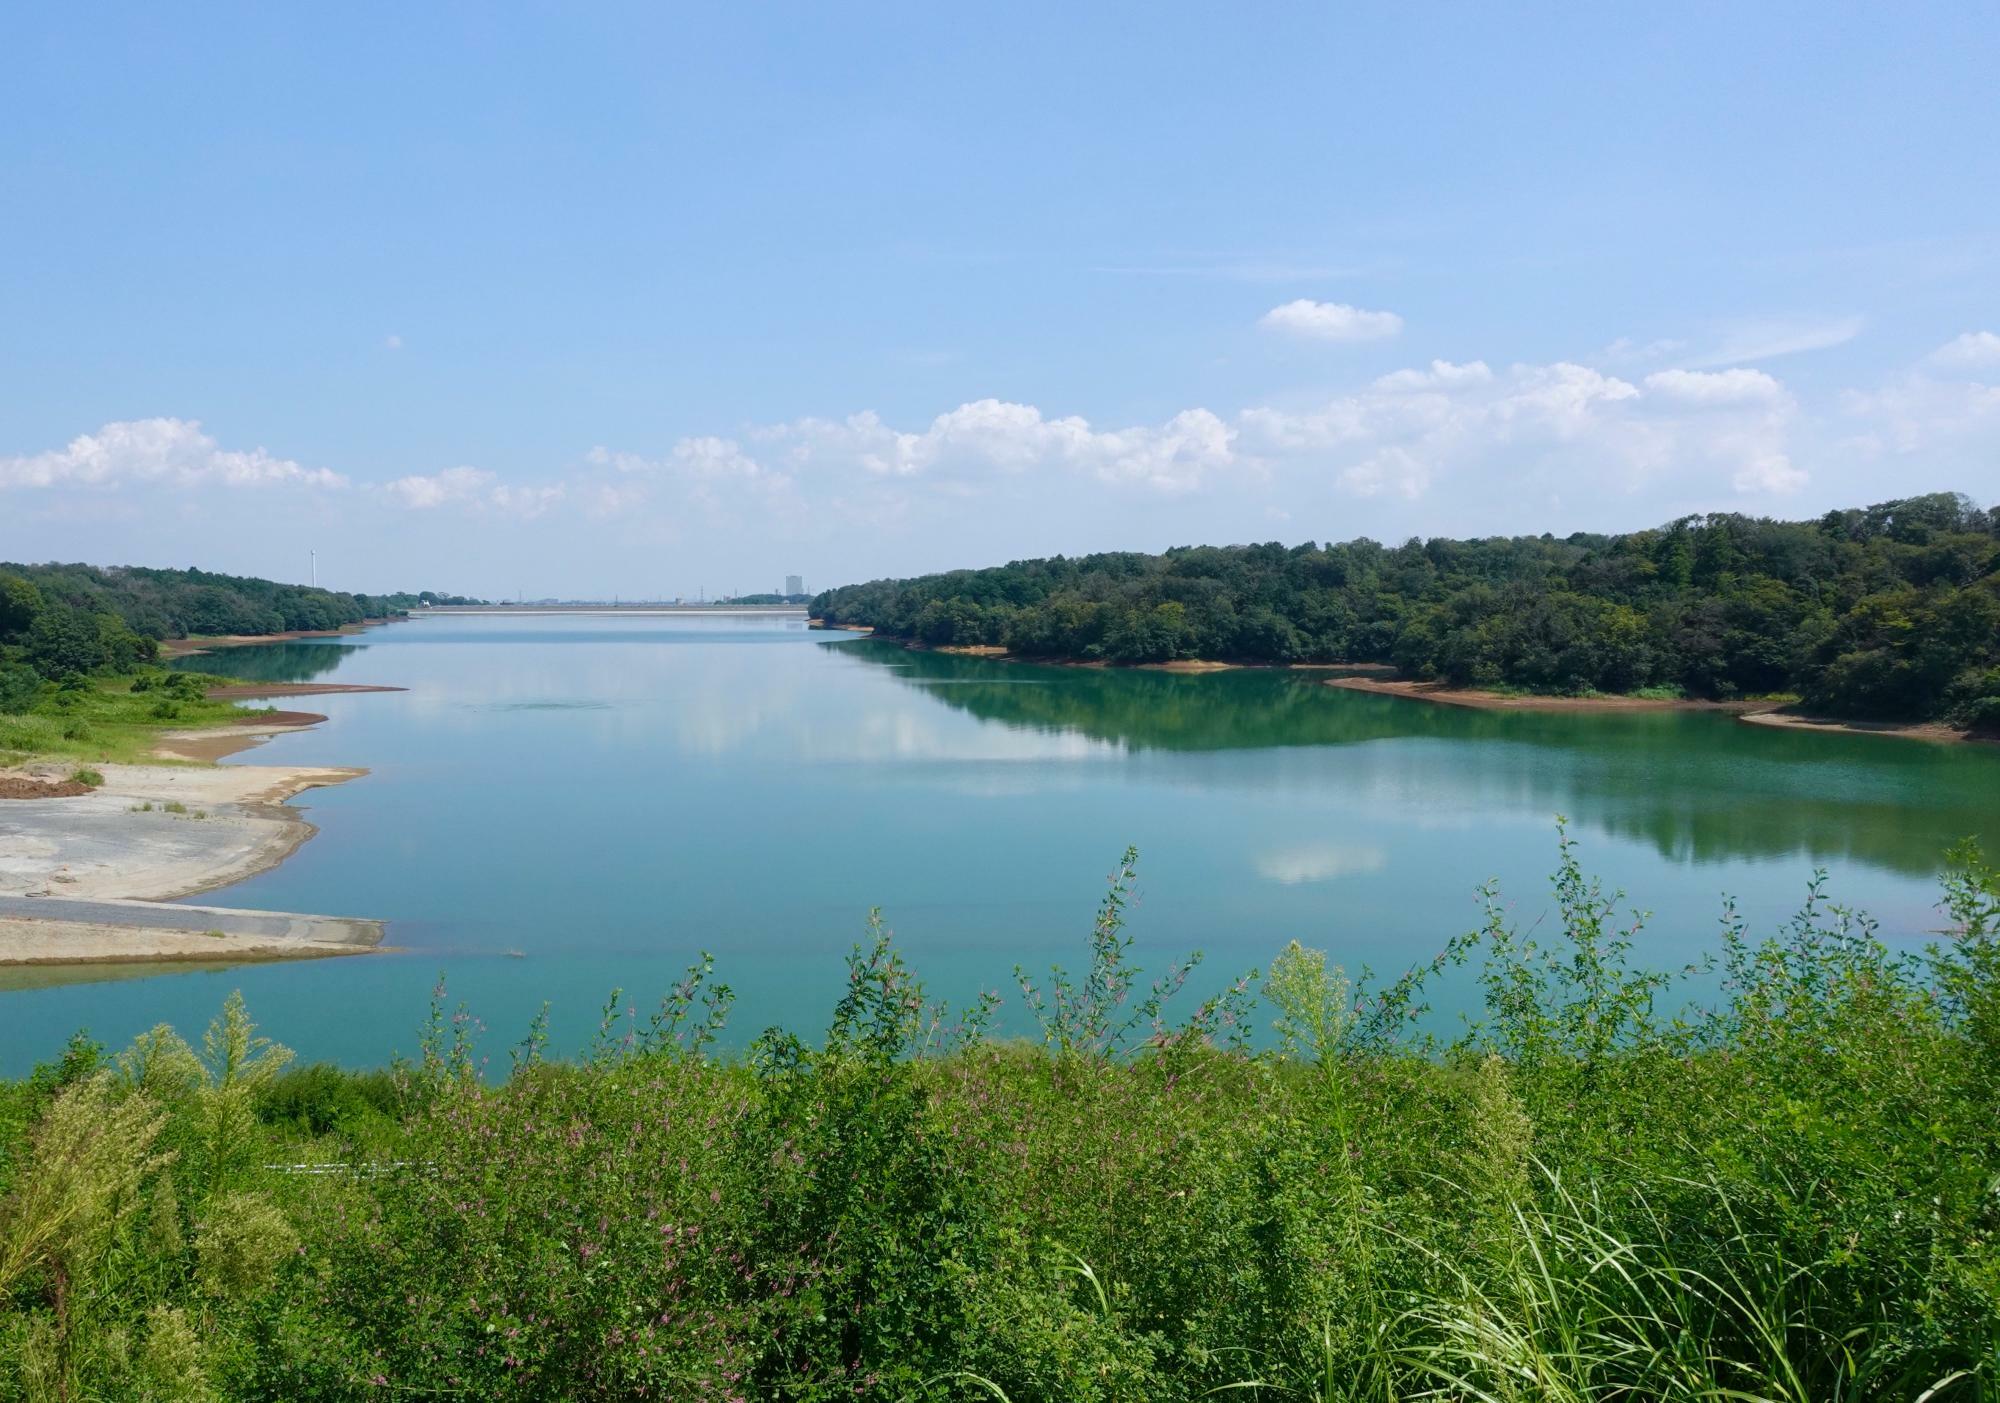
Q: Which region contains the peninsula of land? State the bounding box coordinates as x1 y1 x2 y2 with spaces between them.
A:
0 753 381 966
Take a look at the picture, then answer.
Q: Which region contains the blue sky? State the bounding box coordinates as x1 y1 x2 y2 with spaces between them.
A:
3 2 1996 598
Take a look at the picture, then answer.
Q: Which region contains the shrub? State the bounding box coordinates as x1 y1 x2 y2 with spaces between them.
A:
0 663 39 715
0 838 1994 1399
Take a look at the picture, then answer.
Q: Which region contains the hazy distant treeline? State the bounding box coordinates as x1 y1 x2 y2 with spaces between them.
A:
814 492 2000 725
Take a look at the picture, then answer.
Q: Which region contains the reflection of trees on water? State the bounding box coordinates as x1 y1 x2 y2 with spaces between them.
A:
168 641 362 684
836 641 2000 879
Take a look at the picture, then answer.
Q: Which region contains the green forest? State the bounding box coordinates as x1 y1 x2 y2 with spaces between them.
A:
0 564 473 762
813 492 2000 726
0 562 474 689
1 835 1996 1400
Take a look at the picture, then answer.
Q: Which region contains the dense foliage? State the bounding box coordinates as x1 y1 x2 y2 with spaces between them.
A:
814 493 2000 724
0 564 474 740
3 834 1997 1400
1 561 476 661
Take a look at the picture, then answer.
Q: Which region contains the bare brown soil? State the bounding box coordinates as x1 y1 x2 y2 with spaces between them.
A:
242 710 328 728
1323 676 1764 713
886 637 1403 675
0 777 93 800
152 712 328 763
1737 710 1993 746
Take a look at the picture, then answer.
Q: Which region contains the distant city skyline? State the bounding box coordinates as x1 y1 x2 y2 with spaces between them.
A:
2 5 1995 597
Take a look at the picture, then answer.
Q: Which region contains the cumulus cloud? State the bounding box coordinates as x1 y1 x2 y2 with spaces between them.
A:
1241 358 1802 499
382 466 493 509
748 399 1240 494
1927 330 2000 370
1642 368 1789 406
1371 359 1493 392
673 436 779 481
1842 364 2000 458
1259 299 1404 342
488 483 566 518
382 466 564 517
0 418 345 492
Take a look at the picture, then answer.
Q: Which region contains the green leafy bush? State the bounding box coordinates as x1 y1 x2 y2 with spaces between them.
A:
0 837 1995 1400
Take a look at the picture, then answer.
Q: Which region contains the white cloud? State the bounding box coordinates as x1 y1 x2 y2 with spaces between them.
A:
488 483 565 518
749 399 1241 494
378 468 565 517
1372 359 1493 392
1731 452 1808 494
0 418 345 492
1338 447 1432 499
1927 330 2000 370
383 466 492 509
383 333 403 351
1642 368 1788 407
672 436 780 481
1687 315 1863 367
1599 336 1689 364
1259 299 1403 342
1241 358 1800 500
1842 368 2000 458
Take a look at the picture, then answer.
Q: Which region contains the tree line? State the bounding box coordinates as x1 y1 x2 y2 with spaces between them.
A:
813 492 2000 725
0 561 476 694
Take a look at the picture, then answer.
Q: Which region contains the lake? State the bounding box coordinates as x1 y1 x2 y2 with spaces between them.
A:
4 612 1996 1071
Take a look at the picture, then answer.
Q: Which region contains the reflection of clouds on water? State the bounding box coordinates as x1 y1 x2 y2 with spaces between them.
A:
1256 842 1388 885
813 710 1119 765
468 700 614 712
937 771 1097 799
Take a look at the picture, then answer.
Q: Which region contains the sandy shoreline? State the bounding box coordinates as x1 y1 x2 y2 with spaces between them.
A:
0 896 383 969
1 678 395 966
0 758 367 902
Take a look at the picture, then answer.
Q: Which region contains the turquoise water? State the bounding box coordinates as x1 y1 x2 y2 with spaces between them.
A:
4 613 1997 1071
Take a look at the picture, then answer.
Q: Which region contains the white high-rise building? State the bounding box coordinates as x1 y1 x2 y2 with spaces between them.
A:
785 574 804 596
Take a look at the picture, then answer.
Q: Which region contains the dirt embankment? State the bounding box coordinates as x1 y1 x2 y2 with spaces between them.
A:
152 711 331 763
845 633 1405 676
0 777 95 800
1324 676 1994 744
1736 710 1993 746
1322 676 1761 713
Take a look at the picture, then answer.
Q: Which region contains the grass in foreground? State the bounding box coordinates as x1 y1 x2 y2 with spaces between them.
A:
0 670 262 767
1 831 1996 1401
